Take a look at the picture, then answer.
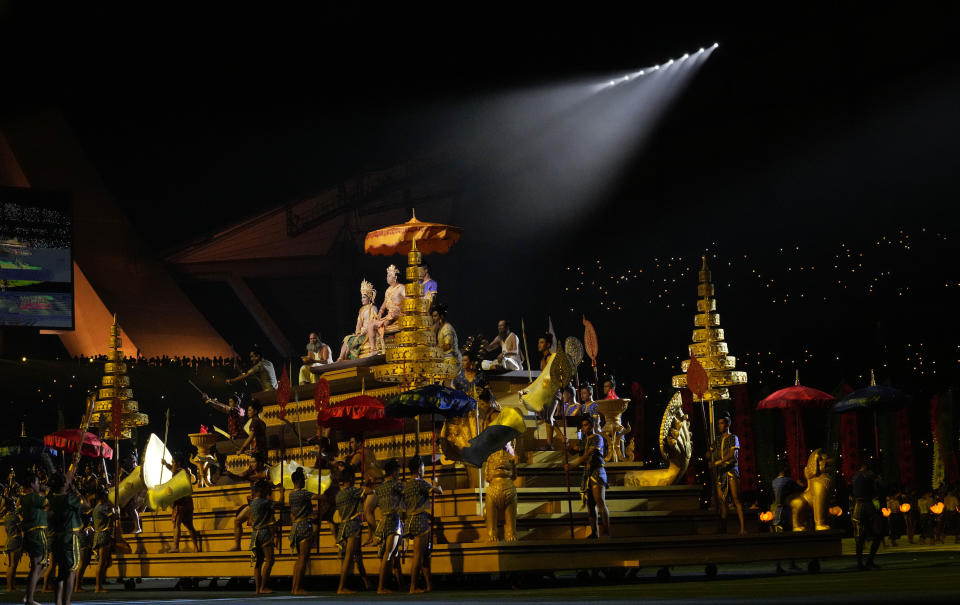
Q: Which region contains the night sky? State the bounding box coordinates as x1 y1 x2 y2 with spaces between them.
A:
2 4 960 399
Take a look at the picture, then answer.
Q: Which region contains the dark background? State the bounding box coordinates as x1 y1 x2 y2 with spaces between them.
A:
0 4 958 473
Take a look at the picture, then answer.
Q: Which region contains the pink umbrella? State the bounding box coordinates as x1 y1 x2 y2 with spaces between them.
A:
44 429 114 460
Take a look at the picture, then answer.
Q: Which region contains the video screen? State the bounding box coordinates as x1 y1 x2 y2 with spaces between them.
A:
0 187 73 329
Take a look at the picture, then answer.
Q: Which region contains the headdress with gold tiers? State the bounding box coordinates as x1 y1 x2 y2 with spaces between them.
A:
360 278 377 302
386 264 399 278
670 257 747 402
372 239 455 386
89 314 149 440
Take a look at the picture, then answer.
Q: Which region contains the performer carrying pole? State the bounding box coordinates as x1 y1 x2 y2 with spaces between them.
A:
559 385 575 539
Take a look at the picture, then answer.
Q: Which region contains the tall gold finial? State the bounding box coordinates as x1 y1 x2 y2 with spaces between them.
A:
869 369 876 387
795 368 800 386
90 314 148 440
672 256 747 402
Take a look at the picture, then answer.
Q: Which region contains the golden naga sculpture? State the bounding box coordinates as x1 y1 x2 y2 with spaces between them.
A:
484 448 518 542
789 448 834 531
624 392 692 487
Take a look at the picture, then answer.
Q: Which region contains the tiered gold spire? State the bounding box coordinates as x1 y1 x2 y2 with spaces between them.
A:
90 315 148 440
671 257 747 401
372 239 454 388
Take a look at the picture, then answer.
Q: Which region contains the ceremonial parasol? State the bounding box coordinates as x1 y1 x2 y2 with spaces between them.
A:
831 370 911 460
758 371 835 480
44 429 113 460
384 384 477 419
364 210 463 256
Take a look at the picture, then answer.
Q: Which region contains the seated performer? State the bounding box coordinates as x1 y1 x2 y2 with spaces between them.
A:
248 480 276 594
299 332 333 385
421 262 437 303
601 375 617 400
431 302 461 376
161 454 201 553
288 468 314 595
565 416 611 538
771 464 802 532
227 345 278 392
405 456 442 594
338 279 379 361
709 412 746 535
363 458 404 594
482 320 523 371
335 467 369 594
368 265 405 354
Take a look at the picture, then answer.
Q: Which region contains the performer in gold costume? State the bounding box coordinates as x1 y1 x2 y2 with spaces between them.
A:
709 412 746 534
338 280 379 361
368 265 405 354
431 302 461 377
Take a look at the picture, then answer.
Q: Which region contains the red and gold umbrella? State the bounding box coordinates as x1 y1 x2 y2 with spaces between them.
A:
44 429 114 460
317 395 403 434
757 371 834 481
364 210 463 256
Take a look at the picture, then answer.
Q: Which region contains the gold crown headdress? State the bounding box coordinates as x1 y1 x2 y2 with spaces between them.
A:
386 264 399 278
360 279 376 302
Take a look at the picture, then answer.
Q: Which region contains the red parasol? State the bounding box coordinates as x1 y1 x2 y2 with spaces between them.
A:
364 211 463 256
317 395 403 434
757 371 834 481
44 429 113 460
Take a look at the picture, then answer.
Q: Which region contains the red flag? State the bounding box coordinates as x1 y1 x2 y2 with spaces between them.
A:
277 365 291 420
313 377 330 414
582 315 598 367
686 357 709 399
110 398 122 437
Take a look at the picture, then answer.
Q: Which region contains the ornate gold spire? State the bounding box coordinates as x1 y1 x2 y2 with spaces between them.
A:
372 238 454 387
89 314 148 440
671 257 747 400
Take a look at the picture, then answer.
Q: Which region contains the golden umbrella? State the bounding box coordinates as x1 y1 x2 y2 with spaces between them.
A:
364 210 463 256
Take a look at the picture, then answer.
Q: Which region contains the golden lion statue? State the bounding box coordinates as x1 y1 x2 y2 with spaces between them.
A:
484 447 518 542
623 392 692 487
788 448 834 531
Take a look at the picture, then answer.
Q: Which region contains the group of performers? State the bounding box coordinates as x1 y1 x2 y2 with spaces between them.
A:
1 462 120 605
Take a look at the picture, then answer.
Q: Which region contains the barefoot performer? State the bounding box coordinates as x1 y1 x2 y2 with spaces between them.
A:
288 468 314 595
249 479 276 594
335 466 369 594
405 456 442 594
364 457 404 593
565 415 611 538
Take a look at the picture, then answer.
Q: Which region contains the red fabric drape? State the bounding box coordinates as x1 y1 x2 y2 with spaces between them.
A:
840 413 860 481
276 365 291 420
630 381 645 462
895 407 915 490
313 378 330 414
783 408 806 484
731 385 758 492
